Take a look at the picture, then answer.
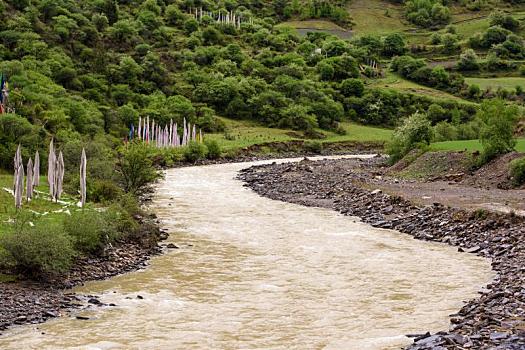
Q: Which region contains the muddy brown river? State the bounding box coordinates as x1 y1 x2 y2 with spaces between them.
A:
0 157 492 349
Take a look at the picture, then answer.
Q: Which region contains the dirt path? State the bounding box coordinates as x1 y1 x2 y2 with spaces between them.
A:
370 179 525 216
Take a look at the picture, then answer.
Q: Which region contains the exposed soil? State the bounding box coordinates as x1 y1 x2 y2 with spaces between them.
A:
386 151 525 215
463 152 525 190
0 214 167 333
239 157 525 349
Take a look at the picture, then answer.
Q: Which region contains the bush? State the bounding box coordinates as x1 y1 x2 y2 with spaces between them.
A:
386 112 433 164
184 141 208 162
63 210 114 255
340 78 364 97
477 99 519 164
433 121 458 142
304 140 323 154
104 204 139 241
89 179 123 203
457 49 480 71
0 218 75 276
117 143 160 195
204 140 221 159
510 157 525 186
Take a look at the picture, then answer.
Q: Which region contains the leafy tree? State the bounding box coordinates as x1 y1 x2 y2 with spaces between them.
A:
340 78 364 97
441 33 459 53
477 99 520 164
116 143 160 195
382 33 406 57
165 5 184 26
490 10 519 31
108 19 139 46
118 55 143 86
405 0 451 27
387 111 433 163
457 49 480 71
52 15 78 41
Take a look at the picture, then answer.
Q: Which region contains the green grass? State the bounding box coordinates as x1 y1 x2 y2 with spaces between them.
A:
322 122 393 142
370 72 477 103
205 118 392 151
465 77 525 90
280 20 346 31
431 138 525 152
451 16 491 39
0 175 75 234
347 0 409 36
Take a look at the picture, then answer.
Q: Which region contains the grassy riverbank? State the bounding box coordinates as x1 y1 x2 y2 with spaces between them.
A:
204 119 393 151
432 138 525 152
0 175 67 234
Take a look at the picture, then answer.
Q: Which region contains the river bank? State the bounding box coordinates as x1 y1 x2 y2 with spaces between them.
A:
0 214 165 333
0 141 382 335
239 157 525 349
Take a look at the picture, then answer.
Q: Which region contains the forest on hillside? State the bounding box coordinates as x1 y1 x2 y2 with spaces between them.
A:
0 0 507 162
0 0 523 178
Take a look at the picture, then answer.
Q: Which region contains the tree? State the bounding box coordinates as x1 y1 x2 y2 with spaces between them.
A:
165 5 184 26
382 33 406 57
477 99 519 164
441 33 459 53
490 10 519 31
116 143 160 195
457 49 480 71
52 15 78 41
386 112 433 163
108 19 139 44
118 56 143 86
340 79 364 97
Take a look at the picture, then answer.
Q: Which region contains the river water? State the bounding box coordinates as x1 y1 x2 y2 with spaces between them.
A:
0 157 492 350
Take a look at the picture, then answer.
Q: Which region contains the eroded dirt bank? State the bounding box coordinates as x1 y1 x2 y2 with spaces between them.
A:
239 157 525 350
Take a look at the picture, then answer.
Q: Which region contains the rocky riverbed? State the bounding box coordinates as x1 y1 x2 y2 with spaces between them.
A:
239 157 525 350
0 215 166 333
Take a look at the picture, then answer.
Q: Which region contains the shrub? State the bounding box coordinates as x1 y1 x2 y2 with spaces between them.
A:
490 11 519 31
468 84 482 99
89 179 123 203
0 218 75 277
430 33 441 44
118 193 142 217
304 140 323 154
340 78 364 97
117 143 160 195
457 49 480 71
204 140 221 159
510 157 525 186
441 33 459 53
386 112 433 164
427 103 447 123
477 99 519 164
184 141 208 162
104 204 139 241
433 121 458 142
63 210 113 255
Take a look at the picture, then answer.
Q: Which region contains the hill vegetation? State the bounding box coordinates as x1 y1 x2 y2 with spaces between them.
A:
0 0 524 277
